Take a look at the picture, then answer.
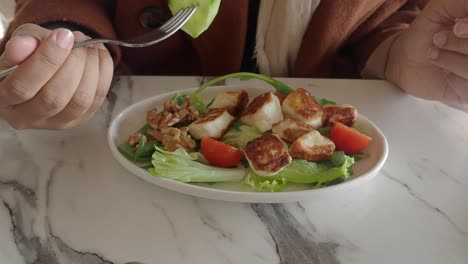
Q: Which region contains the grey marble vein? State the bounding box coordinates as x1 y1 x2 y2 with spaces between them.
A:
106 89 118 126
0 179 36 206
0 156 116 264
48 233 114 264
407 158 463 185
193 199 234 242
293 203 318 233
439 168 462 185
45 161 63 210
151 201 185 256
2 198 115 264
381 169 466 236
252 204 340 264
105 76 121 126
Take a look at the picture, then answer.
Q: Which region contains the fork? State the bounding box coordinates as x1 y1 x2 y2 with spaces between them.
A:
0 5 198 79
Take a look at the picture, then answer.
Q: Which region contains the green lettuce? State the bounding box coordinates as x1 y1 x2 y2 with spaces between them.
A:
118 133 161 168
221 123 263 149
168 0 221 38
148 147 246 183
245 155 356 192
245 173 288 192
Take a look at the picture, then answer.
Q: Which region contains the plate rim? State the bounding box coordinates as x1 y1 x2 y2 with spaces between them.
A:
107 86 389 203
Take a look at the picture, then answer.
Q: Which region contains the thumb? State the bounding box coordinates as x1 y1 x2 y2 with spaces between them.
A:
0 36 39 70
453 18 468 37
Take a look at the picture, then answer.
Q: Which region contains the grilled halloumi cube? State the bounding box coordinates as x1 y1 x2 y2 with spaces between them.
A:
275 92 288 105
323 104 357 127
272 118 315 143
289 130 335 162
188 109 234 140
210 90 249 115
239 92 283 132
245 134 292 176
282 88 324 129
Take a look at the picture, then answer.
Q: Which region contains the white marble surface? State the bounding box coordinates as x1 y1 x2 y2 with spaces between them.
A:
0 76 467 264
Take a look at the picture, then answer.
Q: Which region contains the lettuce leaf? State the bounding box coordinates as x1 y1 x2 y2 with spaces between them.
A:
148 147 246 183
245 156 356 192
221 123 263 149
118 134 161 168
244 173 288 192
168 0 221 38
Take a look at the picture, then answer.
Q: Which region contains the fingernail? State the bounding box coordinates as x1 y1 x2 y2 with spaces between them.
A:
5 36 20 51
73 31 90 42
454 22 468 36
5 36 18 45
54 29 74 49
433 32 447 47
427 47 439 60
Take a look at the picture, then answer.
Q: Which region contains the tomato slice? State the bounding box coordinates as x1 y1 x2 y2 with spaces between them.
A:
329 122 372 154
200 138 244 167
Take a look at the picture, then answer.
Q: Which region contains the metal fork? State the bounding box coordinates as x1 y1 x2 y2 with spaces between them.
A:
0 5 198 79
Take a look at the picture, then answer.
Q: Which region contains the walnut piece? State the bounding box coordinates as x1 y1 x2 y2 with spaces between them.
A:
146 96 199 129
128 133 143 146
147 127 196 152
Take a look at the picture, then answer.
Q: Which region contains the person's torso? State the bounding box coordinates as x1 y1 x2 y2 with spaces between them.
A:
112 0 393 78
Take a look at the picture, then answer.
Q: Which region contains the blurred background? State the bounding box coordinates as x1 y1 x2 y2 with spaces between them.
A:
0 0 15 40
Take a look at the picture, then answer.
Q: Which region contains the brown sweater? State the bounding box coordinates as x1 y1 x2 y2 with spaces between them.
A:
1 0 427 78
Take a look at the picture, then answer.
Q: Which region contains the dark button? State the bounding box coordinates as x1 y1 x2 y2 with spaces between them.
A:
139 6 165 29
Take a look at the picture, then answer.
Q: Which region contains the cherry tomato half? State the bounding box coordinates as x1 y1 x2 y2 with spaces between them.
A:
200 138 244 167
329 122 372 154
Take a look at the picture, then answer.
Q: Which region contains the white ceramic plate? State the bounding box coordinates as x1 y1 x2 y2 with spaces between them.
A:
108 86 388 203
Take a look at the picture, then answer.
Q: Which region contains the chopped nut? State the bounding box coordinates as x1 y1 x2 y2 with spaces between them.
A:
147 127 196 152
146 96 199 129
147 129 164 142
162 127 197 152
128 133 143 146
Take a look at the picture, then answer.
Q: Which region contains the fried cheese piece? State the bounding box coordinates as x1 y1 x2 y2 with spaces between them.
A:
245 134 292 176
289 130 335 162
282 88 323 129
188 108 234 139
239 92 284 132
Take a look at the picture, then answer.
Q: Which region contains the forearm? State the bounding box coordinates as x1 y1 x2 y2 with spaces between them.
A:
360 32 402 83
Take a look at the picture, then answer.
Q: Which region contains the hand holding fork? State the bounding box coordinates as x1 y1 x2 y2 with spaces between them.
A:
0 6 196 130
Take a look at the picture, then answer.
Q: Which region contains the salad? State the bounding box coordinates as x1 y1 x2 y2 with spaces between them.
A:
118 72 372 192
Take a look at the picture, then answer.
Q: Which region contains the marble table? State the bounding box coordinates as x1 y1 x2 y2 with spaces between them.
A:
0 76 467 264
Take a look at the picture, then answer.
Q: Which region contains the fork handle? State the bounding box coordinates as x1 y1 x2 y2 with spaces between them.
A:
0 65 18 79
